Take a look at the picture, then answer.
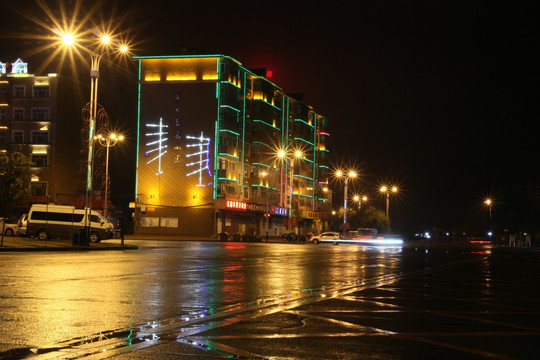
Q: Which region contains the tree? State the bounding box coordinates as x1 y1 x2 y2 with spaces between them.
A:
0 152 33 218
347 205 389 233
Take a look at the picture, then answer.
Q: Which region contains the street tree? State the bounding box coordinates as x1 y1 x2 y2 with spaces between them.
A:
0 152 33 218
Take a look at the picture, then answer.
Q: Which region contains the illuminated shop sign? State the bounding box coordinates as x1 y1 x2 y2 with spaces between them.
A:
300 210 320 219
226 200 247 210
272 207 287 215
225 201 288 216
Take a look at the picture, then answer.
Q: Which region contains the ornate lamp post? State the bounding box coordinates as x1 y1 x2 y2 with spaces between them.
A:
94 132 124 219
60 31 129 238
380 185 398 228
336 170 357 235
484 198 492 223
353 194 368 210
278 149 303 232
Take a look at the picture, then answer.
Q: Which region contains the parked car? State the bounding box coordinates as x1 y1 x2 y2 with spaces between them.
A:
17 213 27 236
282 232 307 243
0 218 19 236
311 231 344 245
27 204 114 242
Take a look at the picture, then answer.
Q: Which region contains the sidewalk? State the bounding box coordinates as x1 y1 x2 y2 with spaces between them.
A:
0 234 289 252
0 235 139 252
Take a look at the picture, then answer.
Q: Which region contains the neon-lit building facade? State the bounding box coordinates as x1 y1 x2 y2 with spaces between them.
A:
134 54 330 236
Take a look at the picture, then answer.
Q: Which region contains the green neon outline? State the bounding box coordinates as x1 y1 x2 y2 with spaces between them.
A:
241 69 246 200
294 137 315 146
293 118 314 127
219 129 240 136
213 57 221 199
252 119 280 130
134 59 142 197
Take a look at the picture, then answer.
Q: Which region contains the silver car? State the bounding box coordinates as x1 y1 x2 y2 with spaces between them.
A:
1 218 19 236
311 231 344 245
17 214 27 236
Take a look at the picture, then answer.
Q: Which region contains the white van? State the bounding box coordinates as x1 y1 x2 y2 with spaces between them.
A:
27 204 114 243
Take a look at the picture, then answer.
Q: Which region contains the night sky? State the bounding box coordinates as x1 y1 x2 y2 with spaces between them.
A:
1 0 537 233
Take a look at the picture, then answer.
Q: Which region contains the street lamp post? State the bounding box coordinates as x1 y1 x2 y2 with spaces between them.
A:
380 185 398 229
94 132 124 219
484 198 493 225
278 149 302 232
60 31 129 239
336 170 357 235
353 195 368 210
261 171 270 241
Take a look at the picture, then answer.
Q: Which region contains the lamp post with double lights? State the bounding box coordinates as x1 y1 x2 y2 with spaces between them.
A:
261 170 270 240
277 149 303 232
60 31 129 239
353 195 368 210
484 198 493 224
94 132 124 219
380 185 398 229
336 170 357 235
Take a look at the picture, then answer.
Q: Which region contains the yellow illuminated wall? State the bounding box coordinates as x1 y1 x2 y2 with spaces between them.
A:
137 58 218 208
141 57 219 82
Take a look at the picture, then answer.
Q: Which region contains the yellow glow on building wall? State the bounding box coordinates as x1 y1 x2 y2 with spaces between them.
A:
253 91 265 101
34 77 49 86
31 147 48 154
166 73 197 81
145 73 161 81
202 72 218 80
142 57 218 83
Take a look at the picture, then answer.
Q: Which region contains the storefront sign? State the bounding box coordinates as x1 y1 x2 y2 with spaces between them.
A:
226 200 247 210
225 200 288 216
301 210 320 219
272 207 287 215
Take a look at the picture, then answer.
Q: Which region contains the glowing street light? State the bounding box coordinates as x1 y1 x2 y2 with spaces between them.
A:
277 148 303 231
94 132 124 219
484 198 493 223
336 169 357 235
380 185 398 225
59 30 130 239
353 194 368 210
62 33 74 45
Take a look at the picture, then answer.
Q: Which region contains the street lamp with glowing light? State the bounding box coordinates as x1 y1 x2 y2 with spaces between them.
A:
277 148 303 231
335 169 357 235
94 132 124 219
380 185 398 227
484 198 493 223
59 29 130 237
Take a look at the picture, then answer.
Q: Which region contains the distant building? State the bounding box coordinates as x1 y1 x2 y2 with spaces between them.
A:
0 58 58 205
133 54 331 237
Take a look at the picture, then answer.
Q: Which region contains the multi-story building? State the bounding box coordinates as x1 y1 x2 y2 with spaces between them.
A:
133 54 331 237
0 58 57 205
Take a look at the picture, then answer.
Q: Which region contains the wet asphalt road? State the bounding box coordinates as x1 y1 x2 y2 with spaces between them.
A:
0 240 539 359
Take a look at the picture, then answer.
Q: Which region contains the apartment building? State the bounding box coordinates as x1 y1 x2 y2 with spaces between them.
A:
0 58 57 204
133 54 331 237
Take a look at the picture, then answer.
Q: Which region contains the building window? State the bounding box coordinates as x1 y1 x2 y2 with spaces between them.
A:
11 59 28 74
32 86 50 98
0 133 5 148
31 154 48 167
31 108 50 120
13 108 24 120
12 130 23 144
31 182 47 196
31 131 48 144
13 85 25 98
0 109 6 120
